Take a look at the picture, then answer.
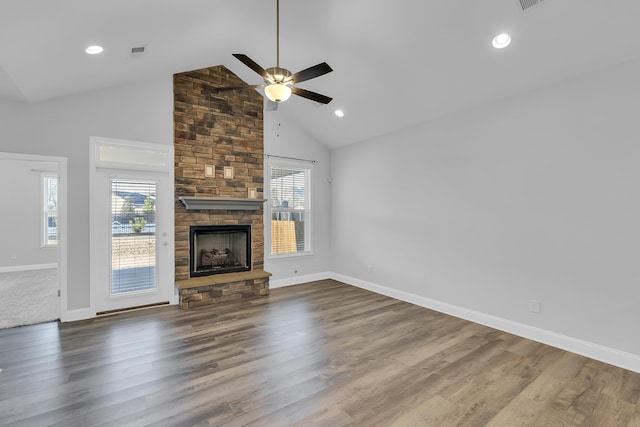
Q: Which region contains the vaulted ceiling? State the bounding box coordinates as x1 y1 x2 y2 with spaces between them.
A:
2 0 640 148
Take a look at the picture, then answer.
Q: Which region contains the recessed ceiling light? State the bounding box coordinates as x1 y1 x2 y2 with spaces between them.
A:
85 45 104 55
492 33 511 49
334 109 345 118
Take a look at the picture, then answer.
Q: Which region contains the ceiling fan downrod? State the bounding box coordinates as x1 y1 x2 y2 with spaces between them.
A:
276 0 280 68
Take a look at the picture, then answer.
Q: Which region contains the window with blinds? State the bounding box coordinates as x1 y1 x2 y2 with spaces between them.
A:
269 162 311 256
110 179 157 294
42 173 58 247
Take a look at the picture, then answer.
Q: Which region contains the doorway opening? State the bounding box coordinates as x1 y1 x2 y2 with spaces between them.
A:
0 152 67 328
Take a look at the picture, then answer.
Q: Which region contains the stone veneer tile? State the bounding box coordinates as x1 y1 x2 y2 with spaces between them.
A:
174 65 265 283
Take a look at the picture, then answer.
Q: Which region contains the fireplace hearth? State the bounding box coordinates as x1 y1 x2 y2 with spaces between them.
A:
189 225 251 277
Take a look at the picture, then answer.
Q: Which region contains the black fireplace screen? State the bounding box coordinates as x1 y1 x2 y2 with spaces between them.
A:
189 225 251 277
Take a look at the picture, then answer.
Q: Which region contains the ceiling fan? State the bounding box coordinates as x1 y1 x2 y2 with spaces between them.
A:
213 0 333 110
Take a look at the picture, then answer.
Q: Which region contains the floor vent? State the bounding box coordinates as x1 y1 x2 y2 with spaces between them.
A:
517 0 547 12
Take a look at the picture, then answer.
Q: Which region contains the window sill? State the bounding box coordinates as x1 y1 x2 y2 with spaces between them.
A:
268 251 315 261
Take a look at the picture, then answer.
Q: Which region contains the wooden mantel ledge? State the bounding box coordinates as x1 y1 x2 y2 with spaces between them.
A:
178 196 266 211
176 270 272 290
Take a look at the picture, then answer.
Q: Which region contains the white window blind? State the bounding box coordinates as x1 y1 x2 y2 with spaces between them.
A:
42 173 58 247
110 179 157 294
270 163 311 256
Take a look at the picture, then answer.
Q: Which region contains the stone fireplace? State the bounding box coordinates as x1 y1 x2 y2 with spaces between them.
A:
173 65 271 309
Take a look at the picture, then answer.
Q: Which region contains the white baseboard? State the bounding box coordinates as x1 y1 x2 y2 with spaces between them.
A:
269 272 333 289
0 263 57 273
330 272 640 374
61 307 94 323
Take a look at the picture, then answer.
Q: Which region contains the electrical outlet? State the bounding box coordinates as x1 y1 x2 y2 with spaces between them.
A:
367 264 372 273
530 300 541 313
10 254 17 260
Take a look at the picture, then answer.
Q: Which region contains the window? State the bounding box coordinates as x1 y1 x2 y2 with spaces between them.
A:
269 161 312 256
42 173 58 247
110 179 157 293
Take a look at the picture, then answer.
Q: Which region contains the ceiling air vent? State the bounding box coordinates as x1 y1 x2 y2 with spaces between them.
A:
517 0 546 12
130 45 146 57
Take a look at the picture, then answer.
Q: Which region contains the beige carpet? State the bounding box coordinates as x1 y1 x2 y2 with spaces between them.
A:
0 268 59 329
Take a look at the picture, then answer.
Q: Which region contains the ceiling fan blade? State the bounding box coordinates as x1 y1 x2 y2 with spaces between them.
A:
290 62 333 84
212 84 264 93
232 54 269 80
291 87 333 104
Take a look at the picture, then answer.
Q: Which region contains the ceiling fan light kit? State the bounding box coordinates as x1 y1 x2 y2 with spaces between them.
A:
264 83 292 103
214 0 333 107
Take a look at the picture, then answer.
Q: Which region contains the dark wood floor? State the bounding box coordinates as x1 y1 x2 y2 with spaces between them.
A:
2 280 640 426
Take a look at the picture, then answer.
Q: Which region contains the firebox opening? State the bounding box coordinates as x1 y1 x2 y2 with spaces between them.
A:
189 225 251 277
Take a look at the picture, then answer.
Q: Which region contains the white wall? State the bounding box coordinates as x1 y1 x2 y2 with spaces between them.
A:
264 109 332 284
0 76 173 310
0 99 28 141
0 158 57 268
331 57 640 358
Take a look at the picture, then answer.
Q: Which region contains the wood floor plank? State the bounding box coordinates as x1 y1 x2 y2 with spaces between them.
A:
1 279 640 426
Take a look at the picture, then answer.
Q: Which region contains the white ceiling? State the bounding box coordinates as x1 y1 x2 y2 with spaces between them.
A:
2 0 640 148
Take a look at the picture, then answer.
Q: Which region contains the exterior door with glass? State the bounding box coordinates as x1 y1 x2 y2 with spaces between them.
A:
93 171 172 313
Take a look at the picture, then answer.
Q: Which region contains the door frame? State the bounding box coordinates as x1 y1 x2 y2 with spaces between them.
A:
89 137 175 316
0 151 68 321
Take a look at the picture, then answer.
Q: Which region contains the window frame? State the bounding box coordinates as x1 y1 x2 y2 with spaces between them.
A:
41 172 58 248
267 158 313 259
